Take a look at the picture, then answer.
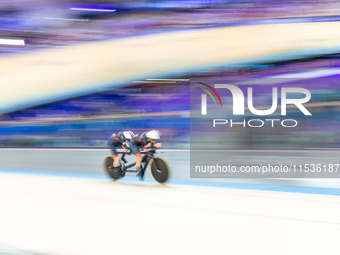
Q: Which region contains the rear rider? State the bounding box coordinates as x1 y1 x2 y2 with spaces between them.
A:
108 131 134 176
129 130 163 180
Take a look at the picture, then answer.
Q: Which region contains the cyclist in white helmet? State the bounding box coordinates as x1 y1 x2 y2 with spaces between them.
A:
129 130 163 180
108 131 134 176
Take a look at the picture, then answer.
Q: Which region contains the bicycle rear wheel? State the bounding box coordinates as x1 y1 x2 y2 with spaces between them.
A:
104 156 120 180
150 157 169 184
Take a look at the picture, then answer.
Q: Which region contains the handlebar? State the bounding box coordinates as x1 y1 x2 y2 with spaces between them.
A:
117 148 158 155
142 148 157 154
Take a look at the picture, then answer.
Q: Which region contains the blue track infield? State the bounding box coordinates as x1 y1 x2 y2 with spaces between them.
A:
1 168 340 196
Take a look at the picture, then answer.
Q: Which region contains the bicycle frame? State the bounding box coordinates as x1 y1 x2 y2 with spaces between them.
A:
118 150 156 173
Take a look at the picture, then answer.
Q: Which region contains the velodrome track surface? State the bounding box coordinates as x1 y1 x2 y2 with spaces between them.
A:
0 171 340 255
0 149 340 254
3 21 340 113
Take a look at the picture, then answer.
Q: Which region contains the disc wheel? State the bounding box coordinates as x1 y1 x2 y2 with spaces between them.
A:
150 157 169 184
104 156 120 181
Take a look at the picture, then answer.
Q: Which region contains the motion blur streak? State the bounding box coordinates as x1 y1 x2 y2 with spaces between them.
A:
0 246 34 255
44 17 89 21
0 39 25 46
69 7 116 12
3 22 340 115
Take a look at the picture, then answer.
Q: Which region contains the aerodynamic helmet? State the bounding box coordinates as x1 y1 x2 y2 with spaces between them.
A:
146 130 162 140
123 131 134 141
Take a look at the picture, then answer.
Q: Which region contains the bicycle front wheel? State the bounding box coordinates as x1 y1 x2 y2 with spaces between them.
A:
150 157 169 184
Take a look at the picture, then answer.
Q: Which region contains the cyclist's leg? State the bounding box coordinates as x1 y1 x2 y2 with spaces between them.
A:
108 140 120 167
130 141 145 179
141 146 148 163
130 142 142 168
120 143 129 163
